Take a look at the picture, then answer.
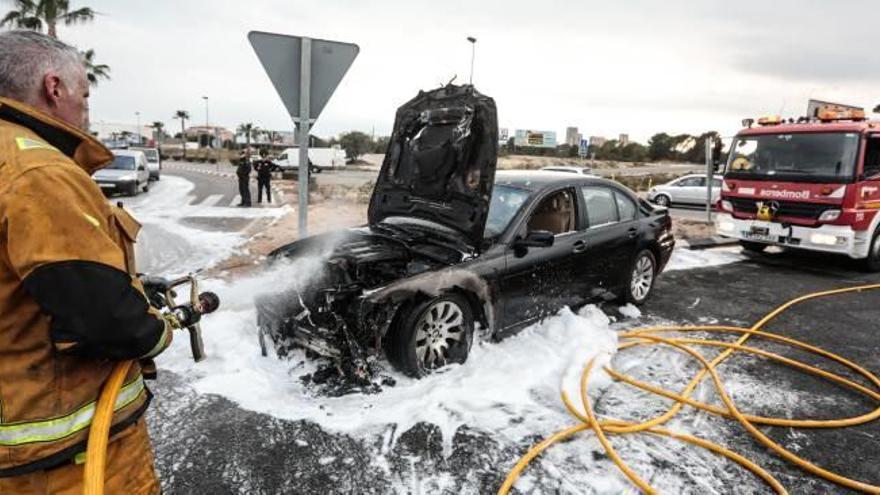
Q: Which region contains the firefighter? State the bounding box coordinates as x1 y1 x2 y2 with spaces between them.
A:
236 149 252 207
0 31 179 494
254 148 274 204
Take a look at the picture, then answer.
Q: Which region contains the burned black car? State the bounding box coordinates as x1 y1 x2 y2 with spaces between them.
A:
257 84 675 379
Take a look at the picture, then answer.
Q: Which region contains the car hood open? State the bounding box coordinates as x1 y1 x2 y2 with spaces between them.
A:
368 84 498 251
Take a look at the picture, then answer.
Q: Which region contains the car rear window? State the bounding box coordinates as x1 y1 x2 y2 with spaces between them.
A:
581 187 618 227
614 191 637 221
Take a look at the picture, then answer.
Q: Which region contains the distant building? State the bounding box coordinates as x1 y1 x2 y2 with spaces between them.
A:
514 129 557 148
185 125 235 144
589 136 607 148
91 121 153 144
565 126 579 146
619 133 630 146
499 127 510 144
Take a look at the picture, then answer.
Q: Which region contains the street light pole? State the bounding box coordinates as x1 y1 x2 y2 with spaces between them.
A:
467 36 477 85
135 112 140 145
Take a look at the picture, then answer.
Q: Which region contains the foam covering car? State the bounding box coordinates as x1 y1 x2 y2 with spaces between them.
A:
256 84 674 380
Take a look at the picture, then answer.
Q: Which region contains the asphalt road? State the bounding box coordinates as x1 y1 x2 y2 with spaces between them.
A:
145 246 880 494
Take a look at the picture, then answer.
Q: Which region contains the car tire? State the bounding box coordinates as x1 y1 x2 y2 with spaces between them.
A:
740 240 767 253
861 226 880 272
622 249 657 305
385 293 475 378
653 194 671 207
128 183 139 196
310 165 321 174
142 181 150 193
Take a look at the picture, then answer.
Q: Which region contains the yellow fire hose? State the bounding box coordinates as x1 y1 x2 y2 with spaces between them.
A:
83 359 133 495
499 283 880 494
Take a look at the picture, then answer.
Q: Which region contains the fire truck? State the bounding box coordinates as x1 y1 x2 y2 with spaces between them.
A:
715 108 880 271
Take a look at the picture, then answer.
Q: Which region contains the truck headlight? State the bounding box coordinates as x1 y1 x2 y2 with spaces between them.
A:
720 200 733 212
810 233 846 246
717 220 735 233
818 209 841 222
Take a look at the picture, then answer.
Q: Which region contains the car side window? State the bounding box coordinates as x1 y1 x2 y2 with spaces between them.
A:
614 191 637 222
278 153 287 161
526 189 577 235
581 187 619 228
675 177 695 187
712 178 722 188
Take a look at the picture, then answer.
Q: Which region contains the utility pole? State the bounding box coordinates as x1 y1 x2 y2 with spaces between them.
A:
467 36 477 85
135 112 140 145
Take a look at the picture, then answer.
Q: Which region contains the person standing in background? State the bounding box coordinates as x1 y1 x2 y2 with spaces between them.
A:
236 149 252 207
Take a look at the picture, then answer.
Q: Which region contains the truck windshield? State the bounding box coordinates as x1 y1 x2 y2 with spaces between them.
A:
726 132 859 183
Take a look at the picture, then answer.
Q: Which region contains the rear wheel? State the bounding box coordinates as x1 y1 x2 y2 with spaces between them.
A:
142 181 150 193
621 249 657 305
740 240 767 253
862 227 880 272
385 294 474 377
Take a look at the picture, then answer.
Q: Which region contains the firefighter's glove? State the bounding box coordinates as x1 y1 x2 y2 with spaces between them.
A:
163 311 184 330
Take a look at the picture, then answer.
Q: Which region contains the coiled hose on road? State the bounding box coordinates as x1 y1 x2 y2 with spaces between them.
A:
499 284 880 494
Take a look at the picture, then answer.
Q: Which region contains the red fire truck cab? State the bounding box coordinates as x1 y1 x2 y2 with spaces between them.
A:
715 110 880 270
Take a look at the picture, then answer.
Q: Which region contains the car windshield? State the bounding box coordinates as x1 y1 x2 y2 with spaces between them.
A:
726 132 860 183
484 185 530 238
143 151 158 162
109 155 136 170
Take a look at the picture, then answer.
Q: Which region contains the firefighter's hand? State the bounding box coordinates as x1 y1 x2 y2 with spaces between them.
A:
162 311 184 330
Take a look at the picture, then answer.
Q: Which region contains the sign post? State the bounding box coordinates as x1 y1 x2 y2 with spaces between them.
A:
248 31 359 238
705 138 714 222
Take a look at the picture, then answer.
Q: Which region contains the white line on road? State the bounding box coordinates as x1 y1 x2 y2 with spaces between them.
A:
199 194 224 207
229 195 241 207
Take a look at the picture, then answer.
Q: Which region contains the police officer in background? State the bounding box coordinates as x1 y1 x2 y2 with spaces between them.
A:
0 30 176 494
253 148 275 204
236 149 252 207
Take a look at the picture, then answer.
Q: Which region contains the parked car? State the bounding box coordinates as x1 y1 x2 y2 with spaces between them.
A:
92 150 151 196
256 84 675 379
540 165 596 176
131 147 161 180
273 147 346 174
647 174 723 207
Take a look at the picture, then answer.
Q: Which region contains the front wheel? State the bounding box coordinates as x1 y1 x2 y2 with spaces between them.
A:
127 183 139 196
621 249 657 305
653 194 670 207
862 227 880 272
385 294 474 377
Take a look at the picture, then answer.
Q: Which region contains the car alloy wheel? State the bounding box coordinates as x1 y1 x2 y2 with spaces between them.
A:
654 194 670 207
386 293 475 377
629 251 656 304
414 300 465 368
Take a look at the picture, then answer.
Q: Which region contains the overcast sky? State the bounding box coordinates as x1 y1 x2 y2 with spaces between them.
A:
50 0 880 143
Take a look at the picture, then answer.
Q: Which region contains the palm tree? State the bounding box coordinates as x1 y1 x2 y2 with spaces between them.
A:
150 121 164 150
80 48 109 86
236 123 259 152
0 0 96 38
174 110 189 159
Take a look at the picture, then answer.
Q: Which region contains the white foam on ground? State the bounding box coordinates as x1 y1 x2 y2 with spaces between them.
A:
666 246 743 271
157 256 619 453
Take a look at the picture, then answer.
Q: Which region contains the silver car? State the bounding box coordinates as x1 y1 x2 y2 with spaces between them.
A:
647 174 722 207
92 150 151 196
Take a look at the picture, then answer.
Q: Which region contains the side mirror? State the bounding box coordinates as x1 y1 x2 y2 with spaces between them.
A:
138 165 146 171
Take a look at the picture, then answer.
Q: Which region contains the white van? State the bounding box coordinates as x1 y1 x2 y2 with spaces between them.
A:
273 147 347 174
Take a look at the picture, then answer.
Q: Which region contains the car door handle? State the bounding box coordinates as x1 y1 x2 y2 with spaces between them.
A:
627 227 638 238
572 240 587 253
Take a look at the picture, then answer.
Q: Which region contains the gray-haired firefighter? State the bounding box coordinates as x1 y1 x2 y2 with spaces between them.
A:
0 30 184 494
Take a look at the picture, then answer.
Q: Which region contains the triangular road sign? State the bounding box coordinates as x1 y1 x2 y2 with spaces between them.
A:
248 31 359 122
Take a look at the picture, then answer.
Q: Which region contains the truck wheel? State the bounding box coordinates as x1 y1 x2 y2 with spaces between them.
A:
620 249 657 305
862 227 880 272
740 241 766 253
385 294 474 378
